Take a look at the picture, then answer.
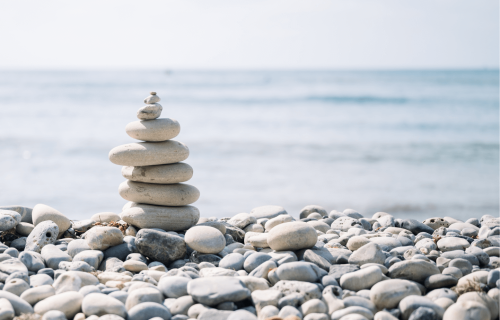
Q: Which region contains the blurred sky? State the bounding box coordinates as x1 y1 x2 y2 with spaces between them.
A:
0 0 498 70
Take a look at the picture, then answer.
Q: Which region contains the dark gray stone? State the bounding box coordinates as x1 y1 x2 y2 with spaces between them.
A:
220 223 245 243
190 252 221 266
401 219 434 235
488 269 499 288
103 236 138 261
424 274 457 290
136 229 186 266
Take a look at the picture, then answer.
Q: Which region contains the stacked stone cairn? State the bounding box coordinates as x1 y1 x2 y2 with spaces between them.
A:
108 92 200 232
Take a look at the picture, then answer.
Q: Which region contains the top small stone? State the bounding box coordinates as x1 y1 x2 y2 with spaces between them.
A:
144 92 161 104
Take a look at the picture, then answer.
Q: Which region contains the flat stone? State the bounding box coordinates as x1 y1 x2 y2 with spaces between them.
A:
126 118 180 141
135 229 186 265
34 291 83 319
122 162 193 184
158 276 190 298
331 217 362 231
20 285 55 305
249 205 288 220
25 220 58 253
268 222 317 251
121 203 199 231
90 212 120 223
40 245 71 270
424 274 457 289
389 260 440 283
187 276 250 306
119 181 199 206
348 242 386 266
85 227 124 251
273 280 322 302
185 226 226 254
400 219 434 235
370 279 421 309
32 204 70 236
108 140 189 166
126 302 172 320
340 266 385 291
276 261 327 282
137 103 162 120
437 237 470 252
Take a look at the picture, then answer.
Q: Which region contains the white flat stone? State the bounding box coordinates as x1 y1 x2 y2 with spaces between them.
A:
109 140 189 166
121 203 199 231
126 118 180 142
122 163 193 184
185 226 226 254
119 181 199 206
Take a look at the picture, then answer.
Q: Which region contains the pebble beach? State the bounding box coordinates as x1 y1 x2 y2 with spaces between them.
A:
0 92 498 320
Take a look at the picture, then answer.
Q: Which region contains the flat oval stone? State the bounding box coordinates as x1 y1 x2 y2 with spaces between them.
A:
185 226 226 254
388 260 441 283
121 203 199 231
33 291 83 319
267 222 317 251
109 140 189 166
122 163 193 184
126 118 180 142
118 181 199 206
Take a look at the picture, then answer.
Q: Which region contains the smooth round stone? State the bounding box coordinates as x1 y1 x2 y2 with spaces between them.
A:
109 140 189 166
340 266 384 291
424 274 458 289
32 204 70 236
119 181 199 206
219 253 245 271
90 212 120 223
449 258 472 276
0 210 20 231
370 279 421 309
4 279 29 296
243 253 272 273
21 284 55 306
85 227 124 251
25 220 59 253
388 260 440 283
121 203 199 231
185 226 226 254
456 292 498 320
276 261 327 283
16 222 34 236
19 252 45 273
158 276 190 298
443 301 491 320
34 291 83 319
126 118 180 142
399 295 444 320
346 236 371 251
268 222 317 251
123 260 148 272
127 302 171 320
122 163 193 185
437 237 470 252
82 293 126 318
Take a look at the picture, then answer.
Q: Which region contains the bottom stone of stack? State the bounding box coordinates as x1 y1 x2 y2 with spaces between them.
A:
121 202 200 231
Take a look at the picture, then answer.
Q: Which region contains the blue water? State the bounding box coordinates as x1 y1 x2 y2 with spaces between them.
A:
0 70 498 221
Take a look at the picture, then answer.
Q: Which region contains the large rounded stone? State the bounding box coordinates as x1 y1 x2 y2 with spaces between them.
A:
370 279 421 309
32 204 70 236
265 215 294 231
122 163 193 184
24 221 58 253
85 227 124 251
185 226 226 254
0 210 20 231
443 301 491 320
109 140 189 166
268 222 317 251
125 118 180 142
121 203 199 231
20 285 55 305
34 291 83 319
135 229 186 265
276 262 327 283
388 260 440 283
119 180 199 206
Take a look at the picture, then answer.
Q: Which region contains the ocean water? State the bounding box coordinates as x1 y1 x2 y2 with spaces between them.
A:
0 70 498 221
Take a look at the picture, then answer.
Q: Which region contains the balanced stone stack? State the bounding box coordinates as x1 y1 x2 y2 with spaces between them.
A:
109 92 200 231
